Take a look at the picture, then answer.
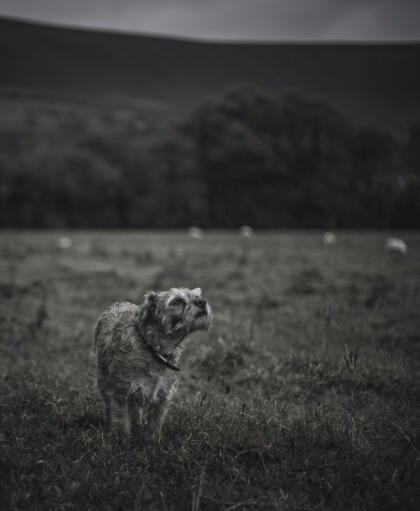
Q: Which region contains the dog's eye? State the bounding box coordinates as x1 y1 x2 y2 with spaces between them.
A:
171 297 186 307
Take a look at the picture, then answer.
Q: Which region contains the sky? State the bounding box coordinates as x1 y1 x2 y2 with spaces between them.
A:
0 0 419 41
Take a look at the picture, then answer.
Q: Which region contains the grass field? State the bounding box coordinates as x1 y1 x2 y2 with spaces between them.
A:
1 230 420 510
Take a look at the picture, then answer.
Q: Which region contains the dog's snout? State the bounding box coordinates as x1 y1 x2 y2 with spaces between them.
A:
194 298 207 310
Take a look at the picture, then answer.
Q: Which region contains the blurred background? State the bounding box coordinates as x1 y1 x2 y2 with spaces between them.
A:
0 0 419 229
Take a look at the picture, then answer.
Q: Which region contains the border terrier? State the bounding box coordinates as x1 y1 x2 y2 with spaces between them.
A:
94 287 212 437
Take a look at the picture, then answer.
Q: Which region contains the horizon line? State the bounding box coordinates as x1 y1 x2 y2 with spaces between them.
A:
1 14 420 46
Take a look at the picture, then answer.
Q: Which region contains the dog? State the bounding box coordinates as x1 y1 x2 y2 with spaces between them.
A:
94 287 212 437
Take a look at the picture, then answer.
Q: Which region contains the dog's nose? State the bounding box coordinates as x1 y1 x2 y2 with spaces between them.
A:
195 298 207 310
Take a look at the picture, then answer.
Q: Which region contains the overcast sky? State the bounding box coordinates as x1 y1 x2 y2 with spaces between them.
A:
0 0 419 41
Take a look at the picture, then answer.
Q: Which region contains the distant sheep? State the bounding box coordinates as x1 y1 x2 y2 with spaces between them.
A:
385 237 407 255
188 227 203 239
239 225 254 238
323 232 336 246
57 237 73 250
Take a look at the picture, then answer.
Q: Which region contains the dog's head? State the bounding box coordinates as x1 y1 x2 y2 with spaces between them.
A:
138 287 212 343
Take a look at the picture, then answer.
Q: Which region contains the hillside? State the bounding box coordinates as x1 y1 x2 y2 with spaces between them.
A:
1 17 420 127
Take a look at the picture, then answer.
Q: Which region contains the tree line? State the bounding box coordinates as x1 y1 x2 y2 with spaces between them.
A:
1 88 419 228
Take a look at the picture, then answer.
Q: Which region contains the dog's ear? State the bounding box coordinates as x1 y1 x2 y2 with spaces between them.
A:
144 291 158 303
192 288 202 296
138 291 158 322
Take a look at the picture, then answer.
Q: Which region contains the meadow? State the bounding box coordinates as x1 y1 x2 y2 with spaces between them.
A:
0 230 419 510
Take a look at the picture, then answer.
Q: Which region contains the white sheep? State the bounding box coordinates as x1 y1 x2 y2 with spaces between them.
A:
188 227 203 239
239 225 254 238
385 237 407 255
323 232 336 246
57 236 73 250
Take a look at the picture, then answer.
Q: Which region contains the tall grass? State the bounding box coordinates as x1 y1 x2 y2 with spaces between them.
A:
0 231 419 510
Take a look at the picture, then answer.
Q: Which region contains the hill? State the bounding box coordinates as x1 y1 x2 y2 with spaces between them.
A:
1 17 420 127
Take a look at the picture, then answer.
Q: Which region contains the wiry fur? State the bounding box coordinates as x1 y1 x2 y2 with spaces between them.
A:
94 287 212 437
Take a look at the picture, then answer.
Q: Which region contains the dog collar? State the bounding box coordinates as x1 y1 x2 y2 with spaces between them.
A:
150 349 181 372
136 326 181 371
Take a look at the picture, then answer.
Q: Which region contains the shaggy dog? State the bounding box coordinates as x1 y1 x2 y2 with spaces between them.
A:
94 287 212 437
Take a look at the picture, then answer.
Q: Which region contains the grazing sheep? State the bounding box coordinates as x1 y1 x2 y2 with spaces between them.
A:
323 232 336 247
57 237 73 250
239 225 254 238
385 237 408 255
188 227 203 239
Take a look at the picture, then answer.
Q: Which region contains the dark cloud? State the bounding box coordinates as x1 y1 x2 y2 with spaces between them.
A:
0 0 418 40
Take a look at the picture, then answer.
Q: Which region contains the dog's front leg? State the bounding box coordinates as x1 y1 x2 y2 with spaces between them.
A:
147 381 178 440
